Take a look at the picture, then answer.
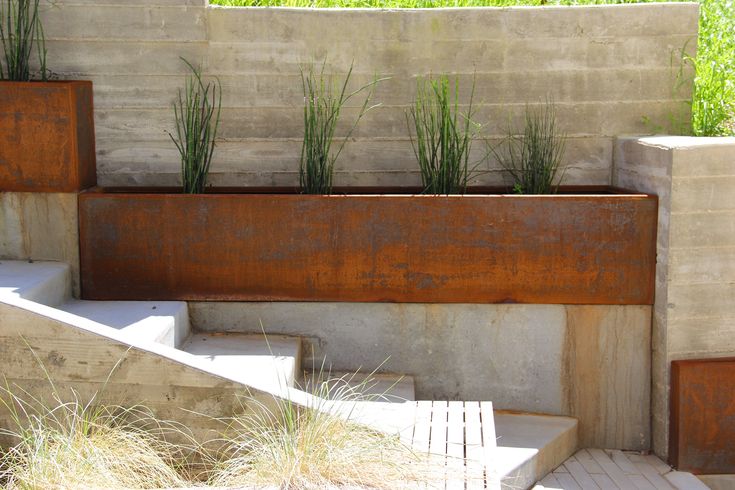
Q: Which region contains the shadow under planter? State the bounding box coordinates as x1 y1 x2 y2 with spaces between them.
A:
78 186 657 304
0 81 96 192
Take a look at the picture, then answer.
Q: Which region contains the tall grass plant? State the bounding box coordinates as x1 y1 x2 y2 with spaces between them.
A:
300 62 382 194
170 58 222 194
408 74 484 194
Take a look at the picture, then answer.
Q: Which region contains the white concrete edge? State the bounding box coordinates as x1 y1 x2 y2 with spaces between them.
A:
617 135 735 150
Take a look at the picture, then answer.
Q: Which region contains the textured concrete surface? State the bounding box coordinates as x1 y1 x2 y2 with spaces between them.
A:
191 301 651 450
613 136 735 459
39 1 698 187
181 333 302 389
495 412 578 490
0 192 80 296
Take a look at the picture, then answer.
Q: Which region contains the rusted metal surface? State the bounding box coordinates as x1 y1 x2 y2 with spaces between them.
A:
670 358 735 474
79 188 657 304
0 81 96 192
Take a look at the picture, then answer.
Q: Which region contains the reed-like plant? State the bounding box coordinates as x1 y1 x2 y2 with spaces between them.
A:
496 99 566 194
0 0 47 81
169 58 222 194
300 62 382 194
408 74 483 195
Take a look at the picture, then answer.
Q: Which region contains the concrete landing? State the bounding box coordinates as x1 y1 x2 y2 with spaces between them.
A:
494 412 579 490
58 299 190 348
536 449 710 490
0 260 70 306
181 333 302 390
302 371 416 402
699 475 735 490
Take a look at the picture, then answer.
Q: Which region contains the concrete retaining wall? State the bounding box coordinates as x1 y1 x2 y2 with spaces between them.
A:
0 193 80 296
613 136 735 459
39 1 698 187
191 302 651 450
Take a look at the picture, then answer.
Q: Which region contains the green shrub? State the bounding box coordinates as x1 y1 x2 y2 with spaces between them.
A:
496 99 566 194
408 74 484 195
300 62 381 194
0 0 47 81
690 0 735 135
169 59 222 194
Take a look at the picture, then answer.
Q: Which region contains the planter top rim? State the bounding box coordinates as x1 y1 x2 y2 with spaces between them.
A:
81 185 655 198
0 80 91 85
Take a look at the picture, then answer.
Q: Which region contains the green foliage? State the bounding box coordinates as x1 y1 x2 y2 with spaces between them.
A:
496 100 566 194
0 0 47 81
169 58 222 194
690 0 735 135
408 74 483 195
300 62 381 194
214 0 675 6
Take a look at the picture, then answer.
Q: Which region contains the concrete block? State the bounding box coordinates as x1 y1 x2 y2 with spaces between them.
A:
0 261 71 307
563 305 651 450
0 193 80 296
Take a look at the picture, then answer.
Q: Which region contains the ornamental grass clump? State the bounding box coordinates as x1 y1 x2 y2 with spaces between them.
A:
207 370 431 489
408 74 484 195
170 58 222 194
497 99 566 194
0 0 47 81
0 381 197 489
300 62 382 194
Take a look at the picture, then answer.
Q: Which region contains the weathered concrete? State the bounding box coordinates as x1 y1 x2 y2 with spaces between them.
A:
0 193 80 296
39 2 698 187
190 301 651 450
613 136 735 459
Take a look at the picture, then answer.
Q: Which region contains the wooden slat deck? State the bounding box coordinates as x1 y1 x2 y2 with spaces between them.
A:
401 401 499 490
536 449 710 490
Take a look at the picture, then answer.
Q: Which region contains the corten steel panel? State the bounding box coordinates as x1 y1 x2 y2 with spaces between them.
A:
78 190 657 304
670 358 735 474
0 81 97 192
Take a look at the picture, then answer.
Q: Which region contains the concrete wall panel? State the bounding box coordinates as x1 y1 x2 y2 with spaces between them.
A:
37 2 699 187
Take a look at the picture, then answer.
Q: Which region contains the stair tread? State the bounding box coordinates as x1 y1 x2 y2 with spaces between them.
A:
493 412 579 489
58 299 188 347
0 260 70 307
180 333 301 389
303 371 416 402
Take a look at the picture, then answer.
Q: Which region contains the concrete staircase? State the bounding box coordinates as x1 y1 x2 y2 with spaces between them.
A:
0 259 579 489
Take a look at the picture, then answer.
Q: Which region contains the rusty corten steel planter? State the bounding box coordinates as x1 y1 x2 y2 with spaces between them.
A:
78 186 657 304
0 81 96 192
670 358 735 474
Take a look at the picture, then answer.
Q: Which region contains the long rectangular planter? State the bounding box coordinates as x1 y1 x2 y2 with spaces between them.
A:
79 187 657 304
0 81 96 192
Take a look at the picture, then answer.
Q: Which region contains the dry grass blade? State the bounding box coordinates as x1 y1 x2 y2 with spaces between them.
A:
207 365 434 490
0 347 200 490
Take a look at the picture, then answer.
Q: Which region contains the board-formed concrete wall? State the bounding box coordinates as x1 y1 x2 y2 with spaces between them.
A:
39 1 698 187
191 302 652 450
613 136 735 459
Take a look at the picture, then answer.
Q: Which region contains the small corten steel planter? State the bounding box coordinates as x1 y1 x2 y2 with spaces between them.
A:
0 81 96 192
79 186 657 304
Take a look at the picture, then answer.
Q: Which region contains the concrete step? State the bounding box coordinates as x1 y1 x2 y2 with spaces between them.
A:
180 333 302 390
302 371 416 403
57 300 190 348
0 260 71 307
493 411 578 490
